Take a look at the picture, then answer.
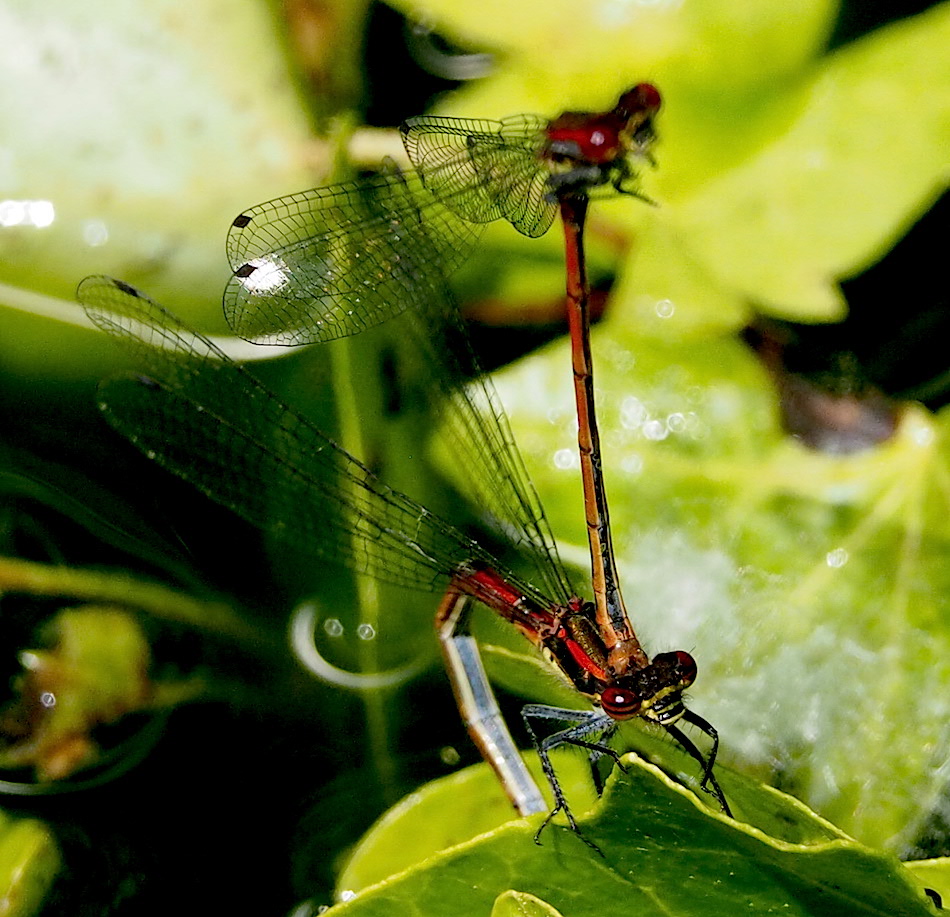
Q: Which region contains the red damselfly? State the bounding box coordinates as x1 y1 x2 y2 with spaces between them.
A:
89 87 728 848
406 87 734 842
214 86 730 846
81 267 727 852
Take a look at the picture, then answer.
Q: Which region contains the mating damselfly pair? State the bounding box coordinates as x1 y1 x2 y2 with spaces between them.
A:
79 84 730 850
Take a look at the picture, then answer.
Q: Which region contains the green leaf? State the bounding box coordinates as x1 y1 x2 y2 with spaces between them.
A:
330 755 935 916
0 605 158 780
0 810 60 917
905 858 950 910
387 0 836 111
666 3 950 320
336 755 596 893
0 0 332 372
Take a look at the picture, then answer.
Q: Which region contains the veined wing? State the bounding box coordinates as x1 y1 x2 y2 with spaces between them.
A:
224 168 482 346
415 289 575 605
222 171 575 604
80 275 524 596
400 115 556 238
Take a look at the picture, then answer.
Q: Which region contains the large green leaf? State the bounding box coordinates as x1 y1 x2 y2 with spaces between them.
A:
0 0 337 373
665 3 950 322
329 752 937 916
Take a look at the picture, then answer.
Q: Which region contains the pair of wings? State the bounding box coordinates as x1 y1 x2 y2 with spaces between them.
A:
222 115 557 346
80 116 573 603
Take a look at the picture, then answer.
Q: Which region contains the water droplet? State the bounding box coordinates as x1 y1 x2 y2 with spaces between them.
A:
323 618 344 637
912 423 935 447
82 219 109 247
357 623 376 641
0 199 26 226
620 396 647 429
642 419 668 441
553 448 576 469
621 454 643 474
666 412 686 433
40 692 56 708
655 298 674 318
0 199 55 227
826 548 848 568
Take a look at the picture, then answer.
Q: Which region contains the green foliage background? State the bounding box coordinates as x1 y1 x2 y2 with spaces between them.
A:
0 0 948 913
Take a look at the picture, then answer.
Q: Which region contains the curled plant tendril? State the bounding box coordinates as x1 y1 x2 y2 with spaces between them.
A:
289 603 427 691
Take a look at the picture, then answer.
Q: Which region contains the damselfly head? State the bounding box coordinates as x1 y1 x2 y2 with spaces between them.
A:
653 650 698 688
599 650 695 722
631 650 698 724
613 83 662 121
615 83 661 156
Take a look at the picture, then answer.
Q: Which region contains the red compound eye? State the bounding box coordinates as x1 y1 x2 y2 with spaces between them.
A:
652 650 697 687
673 650 697 685
600 686 641 720
616 83 662 117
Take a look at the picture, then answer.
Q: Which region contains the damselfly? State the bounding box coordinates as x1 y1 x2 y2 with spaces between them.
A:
80 267 728 850
87 85 728 848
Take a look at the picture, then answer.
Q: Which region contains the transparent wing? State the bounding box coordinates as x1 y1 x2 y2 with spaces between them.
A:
220 167 575 603
80 275 511 594
78 277 496 590
223 168 482 345
400 115 557 238
421 301 575 605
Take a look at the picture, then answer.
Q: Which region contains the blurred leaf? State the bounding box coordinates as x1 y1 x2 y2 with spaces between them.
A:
0 0 350 374
0 558 263 785
0 606 166 780
390 0 836 109
0 810 59 917
666 4 950 322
